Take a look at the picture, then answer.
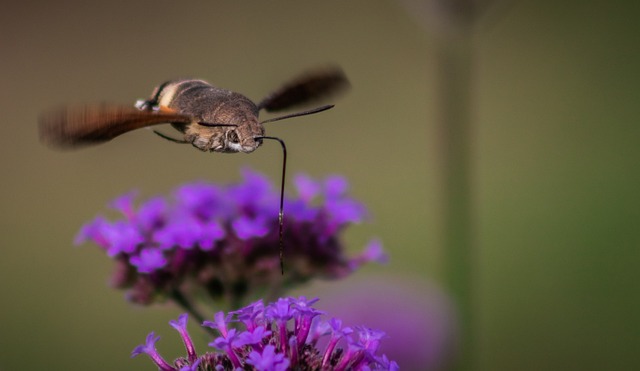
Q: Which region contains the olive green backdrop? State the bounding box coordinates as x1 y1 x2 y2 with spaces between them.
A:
1 1 638 370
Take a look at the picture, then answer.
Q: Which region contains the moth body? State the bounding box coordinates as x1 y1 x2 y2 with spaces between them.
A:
147 79 263 153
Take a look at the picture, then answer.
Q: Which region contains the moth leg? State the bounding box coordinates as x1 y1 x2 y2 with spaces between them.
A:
153 130 189 144
191 142 208 152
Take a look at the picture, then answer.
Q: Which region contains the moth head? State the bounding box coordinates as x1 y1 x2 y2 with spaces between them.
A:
224 122 264 153
195 97 263 153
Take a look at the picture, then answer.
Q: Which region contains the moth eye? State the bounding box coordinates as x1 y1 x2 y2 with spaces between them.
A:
228 130 240 144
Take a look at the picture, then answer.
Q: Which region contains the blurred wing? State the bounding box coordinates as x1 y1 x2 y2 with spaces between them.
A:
38 104 193 149
257 66 350 112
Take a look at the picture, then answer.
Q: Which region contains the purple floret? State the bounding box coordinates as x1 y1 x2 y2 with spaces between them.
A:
130 248 167 273
246 345 290 371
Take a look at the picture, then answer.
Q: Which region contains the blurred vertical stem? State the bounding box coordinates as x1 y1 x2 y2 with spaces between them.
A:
433 1 477 370
438 35 475 371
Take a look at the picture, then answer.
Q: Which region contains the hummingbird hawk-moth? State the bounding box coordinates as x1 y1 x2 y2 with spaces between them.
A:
39 66 349 273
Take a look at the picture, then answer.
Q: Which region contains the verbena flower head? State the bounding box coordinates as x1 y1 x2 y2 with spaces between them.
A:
132 297 399 370
75 169 386 306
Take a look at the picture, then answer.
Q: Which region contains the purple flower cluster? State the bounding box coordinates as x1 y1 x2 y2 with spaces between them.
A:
75 169 386 305
132 297 399 370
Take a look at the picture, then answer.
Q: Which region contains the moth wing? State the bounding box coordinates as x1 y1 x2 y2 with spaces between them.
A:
38 104 194 149
257 66 350 112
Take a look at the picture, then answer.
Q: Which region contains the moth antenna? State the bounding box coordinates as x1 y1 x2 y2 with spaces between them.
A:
255 135 287 275
260 105 334 125
197 122 238 127
156 123 237 143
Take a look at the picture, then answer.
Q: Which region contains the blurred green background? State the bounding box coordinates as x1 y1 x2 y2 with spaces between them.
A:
1 1 639 370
